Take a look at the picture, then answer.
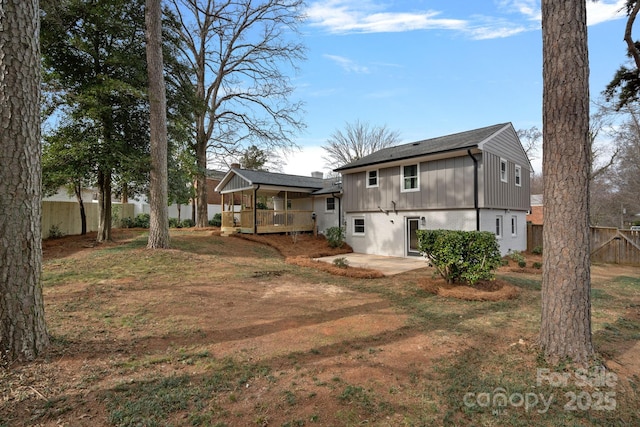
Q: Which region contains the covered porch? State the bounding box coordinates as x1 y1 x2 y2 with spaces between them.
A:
220 189 316 234
216 167 327 235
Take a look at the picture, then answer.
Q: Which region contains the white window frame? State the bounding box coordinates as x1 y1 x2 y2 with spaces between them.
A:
366 170 379 188
401 164 420 193
511 215 517 236
495 215 503 239
500 158 508 183
515 164 522 187
325 197 335 212
352 217 365 236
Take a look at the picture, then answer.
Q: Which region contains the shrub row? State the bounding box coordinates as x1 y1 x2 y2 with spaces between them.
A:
120 213 222 229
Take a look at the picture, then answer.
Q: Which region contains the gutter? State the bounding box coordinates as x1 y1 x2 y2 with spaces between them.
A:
467 150 480 231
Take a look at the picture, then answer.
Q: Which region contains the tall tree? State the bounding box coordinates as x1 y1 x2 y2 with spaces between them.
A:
322 120 401 168
145 0 170 249
41 123 97 235
0 0 50 361
540 0 594 363
41 0 150 242
169 0 306 227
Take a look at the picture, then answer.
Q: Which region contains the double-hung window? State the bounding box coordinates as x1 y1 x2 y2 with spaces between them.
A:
366 170 378 188
353 217 365 235
495 215 503 239
500 158 508 183
401 164 419 192
326 197 335 212
515 165 522 187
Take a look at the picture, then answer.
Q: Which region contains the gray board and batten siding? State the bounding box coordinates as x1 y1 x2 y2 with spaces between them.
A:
342 156 476 212
337 123 531 214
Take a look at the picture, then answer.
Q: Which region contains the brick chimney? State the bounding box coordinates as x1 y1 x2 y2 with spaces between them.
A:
311 171 323 179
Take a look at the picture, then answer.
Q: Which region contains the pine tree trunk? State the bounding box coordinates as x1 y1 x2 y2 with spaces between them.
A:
97 169 112 242
540 0 594 364
195 144 209 227
0 0 50 362
145 0 170 248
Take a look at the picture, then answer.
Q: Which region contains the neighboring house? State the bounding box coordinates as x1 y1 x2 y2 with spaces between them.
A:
527 194 543 225
215 168 341 235
334 123 531 257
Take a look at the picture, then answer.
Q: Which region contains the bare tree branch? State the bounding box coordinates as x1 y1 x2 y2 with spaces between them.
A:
322 120 401 169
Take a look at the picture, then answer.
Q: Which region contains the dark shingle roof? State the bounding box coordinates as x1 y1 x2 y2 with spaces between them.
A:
334 123 509 172
206 169 227 180
231 168 325 190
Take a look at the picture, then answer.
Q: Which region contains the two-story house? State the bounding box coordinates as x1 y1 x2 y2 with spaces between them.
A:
334 123 531 257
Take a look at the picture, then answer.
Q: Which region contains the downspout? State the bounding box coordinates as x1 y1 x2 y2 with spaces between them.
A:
467 150 480 231
254 185 260 233
332 192 342 230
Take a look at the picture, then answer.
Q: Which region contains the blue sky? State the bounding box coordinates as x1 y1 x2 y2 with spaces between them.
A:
281 0 629 176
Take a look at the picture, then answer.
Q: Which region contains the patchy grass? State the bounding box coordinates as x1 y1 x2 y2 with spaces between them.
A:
1 229 638 426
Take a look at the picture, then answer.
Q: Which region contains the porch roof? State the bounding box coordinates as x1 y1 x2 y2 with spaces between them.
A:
215 168 326 194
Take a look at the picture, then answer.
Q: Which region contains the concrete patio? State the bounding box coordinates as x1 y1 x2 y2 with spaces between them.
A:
315 253 430 276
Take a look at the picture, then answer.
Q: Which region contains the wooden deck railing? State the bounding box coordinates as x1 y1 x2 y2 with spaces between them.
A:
221 210 314 233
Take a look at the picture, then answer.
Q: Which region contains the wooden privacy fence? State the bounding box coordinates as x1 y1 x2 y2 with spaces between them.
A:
527 224 640 266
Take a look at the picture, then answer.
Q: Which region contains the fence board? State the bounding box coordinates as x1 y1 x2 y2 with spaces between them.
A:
527 223 543 251
527 224 640 266
42 201 134 239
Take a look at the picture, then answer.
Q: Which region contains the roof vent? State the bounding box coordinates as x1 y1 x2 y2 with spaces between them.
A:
412 142 420 146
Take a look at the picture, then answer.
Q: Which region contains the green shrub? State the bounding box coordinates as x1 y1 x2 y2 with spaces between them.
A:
180 218 195 228
333 257 349 268
508 250 525 264
134 214 151 228
416 229 502 286
325 227 345 248
533 262 542 269
134 213 150 228
532 245 543 255
168 218 181 228
121 214 150 228
518 260 527 268
47 224 65 239
209 213 222 227
120 217 135 228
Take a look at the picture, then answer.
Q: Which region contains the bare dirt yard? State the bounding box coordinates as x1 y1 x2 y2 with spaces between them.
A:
1 229 639 426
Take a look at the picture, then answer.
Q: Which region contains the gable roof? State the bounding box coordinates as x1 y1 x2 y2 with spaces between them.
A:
215 168 326 193
334 123 512 172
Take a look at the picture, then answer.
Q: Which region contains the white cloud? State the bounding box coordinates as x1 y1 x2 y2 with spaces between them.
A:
586 0 626 26
306 0 466 34
306 0 626 40
324 54 370 73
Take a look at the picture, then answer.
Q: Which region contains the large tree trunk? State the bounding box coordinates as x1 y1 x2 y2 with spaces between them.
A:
97 169 113 242
145 0 170 248
195 136 209 227
74 184 87 235
540 0 594 364
0 0 50 362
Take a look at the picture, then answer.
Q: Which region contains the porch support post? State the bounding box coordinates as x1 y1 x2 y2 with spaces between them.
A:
253 186 259 234
285 191 288 227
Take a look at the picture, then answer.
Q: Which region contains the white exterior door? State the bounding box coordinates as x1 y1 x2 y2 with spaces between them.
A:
406 217 421 256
